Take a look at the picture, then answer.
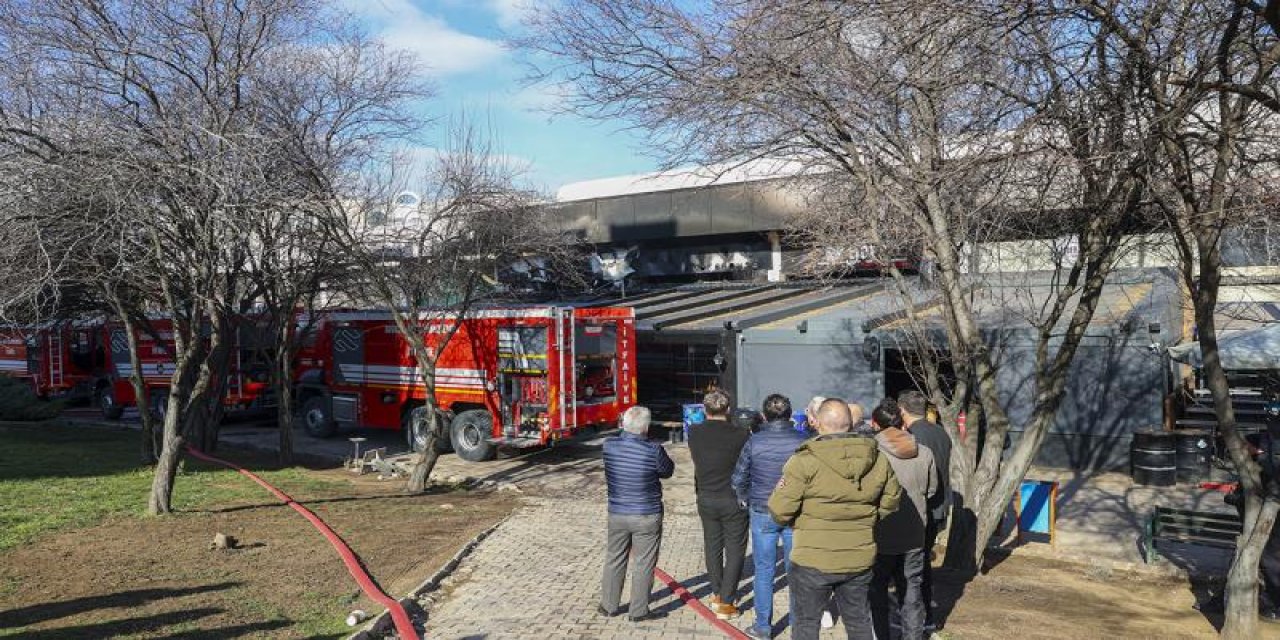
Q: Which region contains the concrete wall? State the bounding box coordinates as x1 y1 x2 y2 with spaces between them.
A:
962 234 1181 273
551 178 809 244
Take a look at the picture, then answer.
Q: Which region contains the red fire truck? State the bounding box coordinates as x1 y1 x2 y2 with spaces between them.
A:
0 323 99 399
294 305 637 461
94 317 275 419
1 317 275 418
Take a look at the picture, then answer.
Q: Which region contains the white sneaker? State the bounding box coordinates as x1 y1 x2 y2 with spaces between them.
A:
820 610 835 628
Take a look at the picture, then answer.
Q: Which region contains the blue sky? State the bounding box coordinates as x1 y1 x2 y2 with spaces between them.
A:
342 0 659 194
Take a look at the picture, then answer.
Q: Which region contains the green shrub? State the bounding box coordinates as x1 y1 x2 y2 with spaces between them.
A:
0 375 65 421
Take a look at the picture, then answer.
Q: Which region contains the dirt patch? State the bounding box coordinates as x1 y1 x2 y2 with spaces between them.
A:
0 458 516 639
938 554 1280 640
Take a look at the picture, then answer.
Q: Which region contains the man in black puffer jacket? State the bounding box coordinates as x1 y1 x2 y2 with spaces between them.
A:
732 393 810 639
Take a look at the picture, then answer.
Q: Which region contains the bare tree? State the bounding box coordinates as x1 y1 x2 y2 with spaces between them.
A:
522 0 1163 572
328 122 570 493
245 32 422 465
0 0 422 513
1097 2 1280 635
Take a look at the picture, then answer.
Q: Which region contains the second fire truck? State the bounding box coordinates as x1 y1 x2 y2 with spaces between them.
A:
0 318 275 418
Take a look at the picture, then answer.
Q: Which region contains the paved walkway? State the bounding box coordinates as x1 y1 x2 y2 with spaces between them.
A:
418 445 835 640
416 444 1240 639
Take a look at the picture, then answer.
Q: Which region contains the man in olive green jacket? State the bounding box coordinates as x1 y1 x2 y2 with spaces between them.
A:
769 398 901 640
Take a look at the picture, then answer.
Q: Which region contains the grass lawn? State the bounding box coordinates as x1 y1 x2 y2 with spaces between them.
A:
0 421 338 552
0 420 517 639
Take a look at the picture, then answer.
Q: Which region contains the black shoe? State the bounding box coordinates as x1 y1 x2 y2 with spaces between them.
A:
628 611 666 623
596 605 617 618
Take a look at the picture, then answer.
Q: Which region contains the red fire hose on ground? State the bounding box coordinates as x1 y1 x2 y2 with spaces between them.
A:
185 446 420 640
653 567 752 639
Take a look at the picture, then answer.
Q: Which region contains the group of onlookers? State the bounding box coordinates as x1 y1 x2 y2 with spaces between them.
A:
598 388 953 639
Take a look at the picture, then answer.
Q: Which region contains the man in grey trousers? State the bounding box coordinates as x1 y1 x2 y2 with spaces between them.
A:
600 406 675 622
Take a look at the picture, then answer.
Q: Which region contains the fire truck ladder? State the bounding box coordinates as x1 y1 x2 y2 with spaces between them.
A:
47 332 64 388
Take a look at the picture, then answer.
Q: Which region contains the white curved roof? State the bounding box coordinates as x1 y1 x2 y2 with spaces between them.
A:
555 157 815 202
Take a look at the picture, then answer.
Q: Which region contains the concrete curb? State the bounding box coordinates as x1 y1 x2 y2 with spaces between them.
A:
348 514 513 640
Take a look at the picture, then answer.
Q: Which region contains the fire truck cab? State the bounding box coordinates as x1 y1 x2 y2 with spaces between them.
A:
294 305 637 461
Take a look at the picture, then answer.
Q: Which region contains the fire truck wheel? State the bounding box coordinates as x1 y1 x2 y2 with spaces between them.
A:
405 408 455 454
450 410 495 462
98 386 124 420
302 397 337 438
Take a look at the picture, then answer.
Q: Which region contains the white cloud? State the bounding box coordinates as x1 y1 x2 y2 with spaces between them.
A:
511 81 572 113
343 0 505 76
485 0 535 30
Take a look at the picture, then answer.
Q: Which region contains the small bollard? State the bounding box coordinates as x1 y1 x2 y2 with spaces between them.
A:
348 437 367 472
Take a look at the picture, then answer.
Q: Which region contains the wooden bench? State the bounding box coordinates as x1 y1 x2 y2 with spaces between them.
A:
1143 506 1241 563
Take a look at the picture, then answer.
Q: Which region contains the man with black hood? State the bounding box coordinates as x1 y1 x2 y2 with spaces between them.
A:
870 398 937 640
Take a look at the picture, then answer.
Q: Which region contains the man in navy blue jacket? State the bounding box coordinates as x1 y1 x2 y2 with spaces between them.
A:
600 405 675 622
732 394 810 639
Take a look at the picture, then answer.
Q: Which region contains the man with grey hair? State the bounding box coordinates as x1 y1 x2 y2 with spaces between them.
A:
600 405 675 623
804 395 827 435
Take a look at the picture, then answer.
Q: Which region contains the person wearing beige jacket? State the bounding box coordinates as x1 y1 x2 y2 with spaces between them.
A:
869 398 938 640
768 398 901 640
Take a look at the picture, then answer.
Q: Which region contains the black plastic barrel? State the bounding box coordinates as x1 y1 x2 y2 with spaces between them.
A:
1132 431 1176 487
1175 430 1212 484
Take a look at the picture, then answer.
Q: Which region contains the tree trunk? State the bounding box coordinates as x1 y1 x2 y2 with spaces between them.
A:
406 408 445 493
1225 497 1279 639
944 491 980 574
147 319 205 514
1192 245 1272 638
148 389 188 515
123 320 157 465
397 319 467 494
103 291 158 464
188 311 233 452
276 375 294 466
275 319 295 465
